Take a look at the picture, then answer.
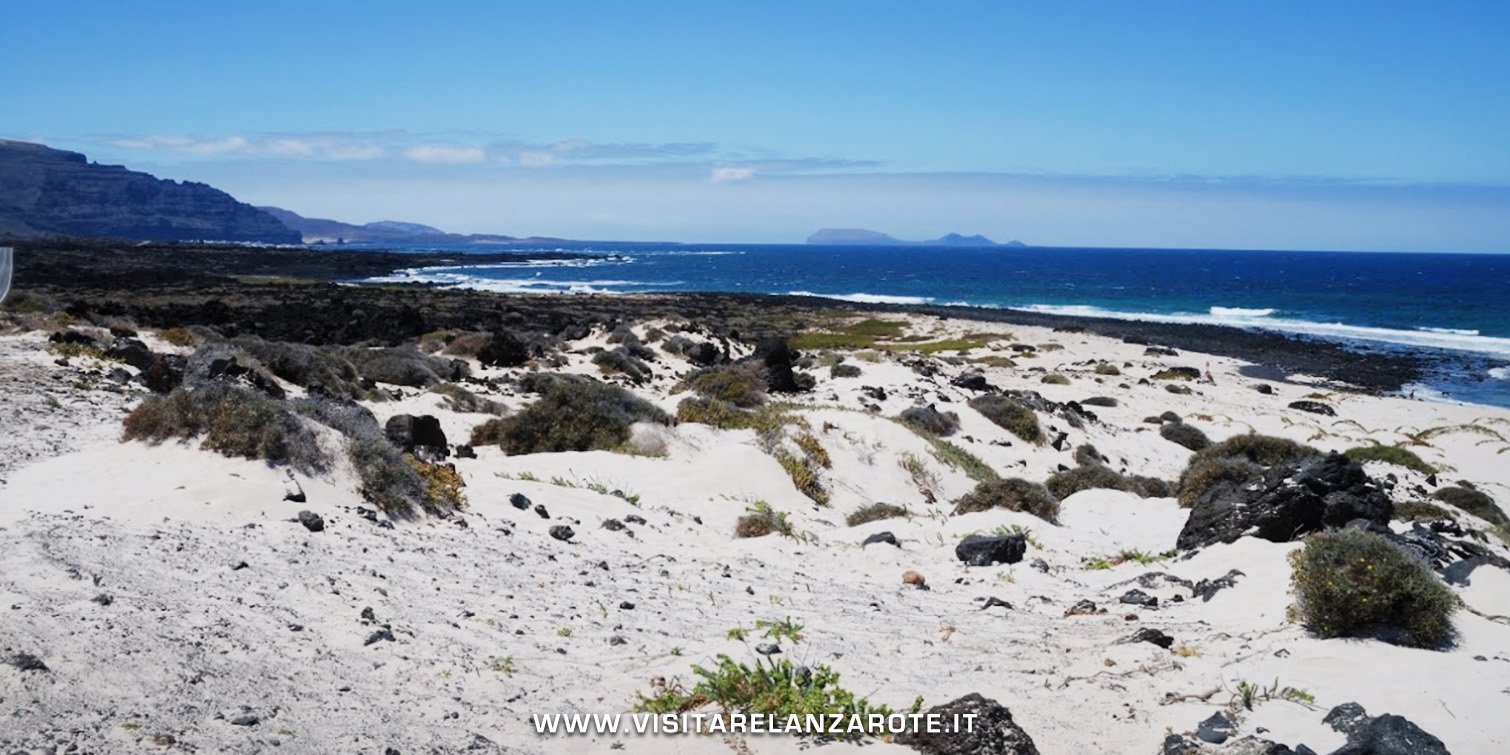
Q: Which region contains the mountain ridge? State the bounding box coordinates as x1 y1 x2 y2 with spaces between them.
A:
0 139 298 244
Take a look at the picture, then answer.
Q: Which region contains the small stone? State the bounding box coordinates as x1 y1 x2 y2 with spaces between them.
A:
360 606 376 623
92 593 113 606
863 531 900 547
602 519 625 531
1128 627 1174 649
509 493 531 510
534 504 550 519
619 601 635 610
297 510 325 532
902 570 927 588
755 643 781 656
549 525 575 542
609 636 627 646
230 715 260 727
1119 589 1158 608
980 596 1013 611
624 514 647 525
1197 711 1235 744
6 653 49 672
364 628 396 646
1064 599 1100 617
283 489 306 503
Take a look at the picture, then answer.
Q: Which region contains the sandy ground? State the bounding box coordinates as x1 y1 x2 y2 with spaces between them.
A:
1 314 1508 754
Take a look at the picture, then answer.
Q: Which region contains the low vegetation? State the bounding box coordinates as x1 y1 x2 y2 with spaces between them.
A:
899 405 961 437
1393 500 1453 523
968 394 1042 443
735 501 794 538
1175 433 1320 507
1045 464 1169 500
123 384 328 474
1094 362 1121 376
682 363 768 407
1040 373 1070 385
953 478 1060 522
491 377 670 454
1288 529 1457 648
1343 445 1436 475
1160 421 1211 452
846 502 909 527
1431 485 1507 526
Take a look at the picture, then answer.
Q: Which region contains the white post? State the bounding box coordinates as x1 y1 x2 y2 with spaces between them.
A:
0 246 12 305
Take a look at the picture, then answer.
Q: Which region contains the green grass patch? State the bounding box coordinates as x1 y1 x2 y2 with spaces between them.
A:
1344 445 1436 474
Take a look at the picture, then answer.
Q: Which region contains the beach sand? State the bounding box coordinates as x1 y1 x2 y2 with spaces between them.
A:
1 311 1507 754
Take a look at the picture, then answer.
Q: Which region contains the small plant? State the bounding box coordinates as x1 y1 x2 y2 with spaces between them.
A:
1393 499 1453 523
406 455 467 509
845 502 909 527
953 478 1060 523
1288 529 1457 648
735 501 794 538
1431 485 1507 526
926 438 1000 483
159 326 200 347
491 656 516 675
1160 421 1211 452
1172 644 1201 658
898 452 940 499
557 627 573 637
776 451 829 505
682 363 769 408
47 340 107 360
670 646 684 656
968 394 1042 443
1094 362 1121 376
1230 678 1315 710
1343 445 1437 474
755 617 805 644
1040 373 1070 385
794 433 832 468
1085 549 1174 569
994 523 1041 549
1045 464 1167 499
899 405 962 437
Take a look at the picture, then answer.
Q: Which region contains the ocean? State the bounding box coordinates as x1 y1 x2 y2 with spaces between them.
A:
359 243 1510 408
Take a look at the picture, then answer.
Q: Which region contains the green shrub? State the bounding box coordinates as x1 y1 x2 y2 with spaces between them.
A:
735 501 793 538
1175 456 1264 507
634 655 906 740
1046 464 1164 499
1040 373 1070 385
683 363 768 407
829 363 862 378
493 379 669 454
1432 485 1507 526
968 394 1042 444
776 451 829 505
1344 445 1436 475
846 503 909 527
123 384 328 474
899 405 961 437
1393 500 1453 523
592 347 653 383
1094 362 1121 376
1151 368 1195 381
159 326 201 347
294 396 454 516
953 478 1060 522
232 337 363 398
345 345 463 387
1289 529 1457 648
676 396 754 429
432 382 505 414
1198 433 1319 467
408 455 467 509
468 416 511 446
1160 421 1211 452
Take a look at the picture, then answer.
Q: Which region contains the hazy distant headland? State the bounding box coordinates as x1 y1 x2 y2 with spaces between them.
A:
807 227 1026 247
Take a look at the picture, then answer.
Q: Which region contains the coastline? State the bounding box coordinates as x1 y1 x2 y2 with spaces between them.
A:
2 239 1508 754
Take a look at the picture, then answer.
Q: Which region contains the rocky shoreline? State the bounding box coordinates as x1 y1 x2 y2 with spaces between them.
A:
2 239 1507 754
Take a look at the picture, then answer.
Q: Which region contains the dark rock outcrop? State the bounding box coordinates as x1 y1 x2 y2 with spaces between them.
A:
1324 703 1450 755
1288 400 1336 416
895 693 1040 755
0 139 298 243
384 414 449 459
1177 453 1392 550
955 534 1027 566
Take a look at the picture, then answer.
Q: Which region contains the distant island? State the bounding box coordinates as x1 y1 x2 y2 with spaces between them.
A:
807 228 1026 247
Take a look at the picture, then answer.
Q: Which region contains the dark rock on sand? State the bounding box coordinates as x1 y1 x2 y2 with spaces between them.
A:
1128 627 1174 649
1197 711 1236 744
297 511 325 532
753 337 807 393
7 653 49 672
1191 570 1245 601
478 330 530 367
384 414 449 459
105 337 155 371
1177 452 1391 551
142 354 185 393
895 693 1040 755
955 534 1027 566
863 531 900 547
364 628 396 646
1288 400 1336 416
549 525 575 542
1119 589 1158 608
509 493 531 510
601 518 625 531
1325 703 1449 755
952 372 992 391
454 444 477 459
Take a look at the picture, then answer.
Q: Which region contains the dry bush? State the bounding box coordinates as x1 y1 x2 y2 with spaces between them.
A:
953 478 1060 522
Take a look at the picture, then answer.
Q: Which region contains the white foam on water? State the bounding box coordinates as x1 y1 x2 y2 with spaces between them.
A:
1015 303 1510 359
786 290 936 305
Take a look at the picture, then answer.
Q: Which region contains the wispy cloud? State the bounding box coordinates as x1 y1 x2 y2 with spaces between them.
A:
404 144 486 164
709 166 755 183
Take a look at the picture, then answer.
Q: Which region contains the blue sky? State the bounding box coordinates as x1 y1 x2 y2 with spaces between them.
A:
4 0 1508 250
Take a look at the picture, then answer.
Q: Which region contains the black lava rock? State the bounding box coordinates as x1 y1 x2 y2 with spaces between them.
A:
1325 703 1449 755
863 531 900 548
6 653 49 673
297 510 325 532
549 525 575 542
1119 589 1158 608
455 444 477 459
1191 569 1245 601
509 493 531 510
364 628 395 646
602 518 625 531
1128 627 1174 649
1197 711 1236 744
1177 452 1392 551
1288 400 1336 416
895 693 1040 755
384 414 449 459
105 337 155 371
955 534 1027 566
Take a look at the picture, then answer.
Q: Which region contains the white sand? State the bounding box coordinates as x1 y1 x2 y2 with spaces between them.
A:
1 314 1507 754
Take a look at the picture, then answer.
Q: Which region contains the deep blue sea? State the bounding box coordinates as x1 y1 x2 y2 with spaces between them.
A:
359 243 1510 408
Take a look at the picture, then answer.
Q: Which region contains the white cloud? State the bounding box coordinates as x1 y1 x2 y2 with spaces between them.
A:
107 134 387 161
404 144 486 164
517 150 557 168
710 166 755 183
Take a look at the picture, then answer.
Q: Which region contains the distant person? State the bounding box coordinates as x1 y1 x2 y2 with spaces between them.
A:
0 246 13 306
1204 361 1215 384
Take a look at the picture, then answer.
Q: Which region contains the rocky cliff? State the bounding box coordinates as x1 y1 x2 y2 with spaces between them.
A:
0 139 298 244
